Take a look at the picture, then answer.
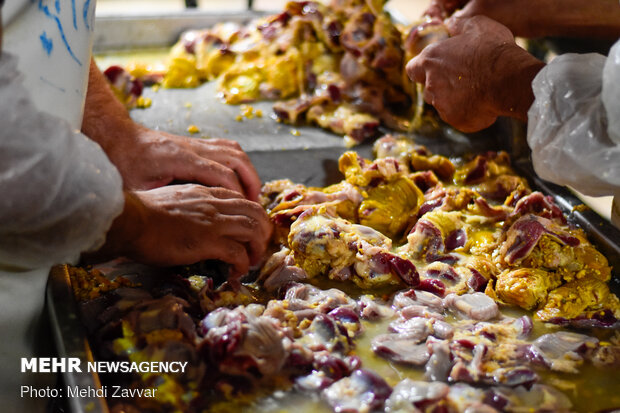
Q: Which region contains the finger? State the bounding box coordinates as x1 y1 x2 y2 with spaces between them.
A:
207 238 251 277
203 138 242 150
423 4 444 19
203 186 245 200
179 157 246 195
215 199 273 236
192 144 262 201
216 155 262 202
219 215 271 264
423 85 436 106
445 15 467 36
213 198 265 218
406 55 427 84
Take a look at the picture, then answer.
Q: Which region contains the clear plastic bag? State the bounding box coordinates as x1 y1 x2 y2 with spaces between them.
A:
0 53 124 269
527 39 620 197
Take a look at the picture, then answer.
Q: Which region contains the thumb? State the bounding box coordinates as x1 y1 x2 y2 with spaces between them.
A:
406 55 427 84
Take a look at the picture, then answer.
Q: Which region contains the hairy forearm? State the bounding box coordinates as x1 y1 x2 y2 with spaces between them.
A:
81 59 141 161
515 0 620 38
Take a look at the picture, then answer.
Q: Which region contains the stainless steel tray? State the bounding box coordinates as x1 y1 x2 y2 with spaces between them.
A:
48 10 620 413
48 265 109 413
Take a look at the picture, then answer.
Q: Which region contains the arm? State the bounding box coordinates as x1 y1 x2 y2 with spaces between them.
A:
406 15 545 132
425 0 620 39
82 59 262 200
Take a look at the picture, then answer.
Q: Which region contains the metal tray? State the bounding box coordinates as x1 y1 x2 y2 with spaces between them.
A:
48 10 620 413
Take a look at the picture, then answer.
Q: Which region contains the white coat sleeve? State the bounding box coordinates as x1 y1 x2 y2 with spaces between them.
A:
527 39 620 227
0 53 124 269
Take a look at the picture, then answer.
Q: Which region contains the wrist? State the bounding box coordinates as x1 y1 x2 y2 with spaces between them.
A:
83 191 147 263
489 43 545 122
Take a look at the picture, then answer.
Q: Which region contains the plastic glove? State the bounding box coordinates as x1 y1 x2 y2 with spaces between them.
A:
528 40 620 200
0 53 123 269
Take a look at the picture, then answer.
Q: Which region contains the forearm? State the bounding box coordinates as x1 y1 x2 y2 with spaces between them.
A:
512 0 620 38
81 59 142 162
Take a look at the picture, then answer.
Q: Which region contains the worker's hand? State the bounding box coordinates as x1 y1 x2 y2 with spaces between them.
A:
425 0 620 39
111 128 262 201
101 185 273 278
424 0 469 19
450 0 533 36
424 0 531 35
81 59 262 200
406 15 544 132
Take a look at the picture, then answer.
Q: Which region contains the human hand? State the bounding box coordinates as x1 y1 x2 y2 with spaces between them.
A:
424 0 530 35
101 186 272 278
451 0 533 37
406 15 544 132
82 60 262 200
424 0 469 20
425 0 620 39
109 128 262 200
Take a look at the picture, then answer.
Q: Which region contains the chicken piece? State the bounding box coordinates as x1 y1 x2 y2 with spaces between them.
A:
444 293 499 321
288 207 419 288
339 151 405 187
200 305 313 380
373 134 416 166
338 151 424 237
257 247 308 292
218 64 264 103
340 10 404 87
358 176 423 238
373 136 455 181
495 268 562 310
419 186 478 217
475 174 530 203
164 25 242 88
521 233 611 283
510 191 564 221
103 66 146 110
194 35 236 81
306 104 380 143
385 379 449 413
410 151 455 181
570 242 612 282
462 152 513 180
289 208 362 279
273 96 313 124
261 179 363 242
404 19 449 61
536 277 619 321
499 215 580 266
267 181 361 216
323 369 392 413
404 210 465 262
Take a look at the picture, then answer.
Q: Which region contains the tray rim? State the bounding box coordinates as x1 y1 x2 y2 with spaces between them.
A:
47 264 110 413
